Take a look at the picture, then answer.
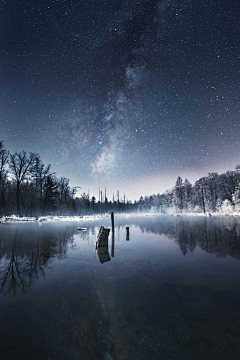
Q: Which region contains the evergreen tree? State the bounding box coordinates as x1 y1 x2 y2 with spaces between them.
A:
174 176 184 211
32 156 52 213
42 175 58 214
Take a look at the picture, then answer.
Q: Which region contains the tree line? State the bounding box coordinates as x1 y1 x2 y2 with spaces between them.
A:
0 142 136 217
1 141 240 216
137 168 240 214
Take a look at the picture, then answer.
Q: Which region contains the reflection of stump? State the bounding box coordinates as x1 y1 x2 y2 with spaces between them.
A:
95 226 110 248
97 247 111 264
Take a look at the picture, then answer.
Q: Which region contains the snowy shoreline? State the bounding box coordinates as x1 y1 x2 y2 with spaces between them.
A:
1 211 240 223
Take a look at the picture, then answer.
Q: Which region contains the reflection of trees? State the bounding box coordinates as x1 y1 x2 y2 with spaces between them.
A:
0 235 45 296
119 216 240 259
194 217 240 260
0 227 75 296
77 229 90 242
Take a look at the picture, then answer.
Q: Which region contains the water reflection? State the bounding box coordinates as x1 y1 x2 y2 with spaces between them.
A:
96 246 111 264
93 216 240 262
132 215 240 258
1 216 240 296
1 216 240 359
0 225 75 296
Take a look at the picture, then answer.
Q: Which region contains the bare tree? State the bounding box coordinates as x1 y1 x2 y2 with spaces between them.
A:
0 141 9 181
8 151 36 215
0 141 9 215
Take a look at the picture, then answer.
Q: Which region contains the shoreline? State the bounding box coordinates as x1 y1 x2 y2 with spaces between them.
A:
1 211 240 223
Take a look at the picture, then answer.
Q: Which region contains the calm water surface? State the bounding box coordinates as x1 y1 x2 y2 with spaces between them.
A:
0 215 240 360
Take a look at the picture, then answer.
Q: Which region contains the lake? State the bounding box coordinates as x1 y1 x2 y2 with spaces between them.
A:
0 215 240 360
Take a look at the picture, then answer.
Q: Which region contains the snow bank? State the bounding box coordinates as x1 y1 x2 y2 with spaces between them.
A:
1 209 240 224
0 214 112 223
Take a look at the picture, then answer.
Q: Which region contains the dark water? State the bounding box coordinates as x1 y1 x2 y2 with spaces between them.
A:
1 215 240 360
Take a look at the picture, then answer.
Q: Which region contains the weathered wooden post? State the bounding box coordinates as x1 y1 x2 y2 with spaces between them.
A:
126 226 129 241
110 212 115 257
111 231 115 257
110 212 114 232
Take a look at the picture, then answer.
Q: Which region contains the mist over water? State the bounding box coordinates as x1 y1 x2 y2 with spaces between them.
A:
1 215 240 359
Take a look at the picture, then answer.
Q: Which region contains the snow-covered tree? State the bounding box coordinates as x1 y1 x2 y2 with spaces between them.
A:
183 179 192 210
193 177 207 213
205 173 219 211
173 176 184 211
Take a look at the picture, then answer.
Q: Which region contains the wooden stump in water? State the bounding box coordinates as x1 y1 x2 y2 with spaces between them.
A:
95 226 110 248
95 226 111 264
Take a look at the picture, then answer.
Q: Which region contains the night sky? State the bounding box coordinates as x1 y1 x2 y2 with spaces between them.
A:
1 0 240 201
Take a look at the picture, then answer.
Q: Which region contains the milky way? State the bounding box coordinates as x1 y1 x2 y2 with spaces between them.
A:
1 0 240 200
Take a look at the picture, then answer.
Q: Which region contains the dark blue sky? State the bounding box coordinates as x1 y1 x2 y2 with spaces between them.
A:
1 0 240 200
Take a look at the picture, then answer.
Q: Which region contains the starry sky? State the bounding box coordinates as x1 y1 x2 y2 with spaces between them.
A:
1 0 240 201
